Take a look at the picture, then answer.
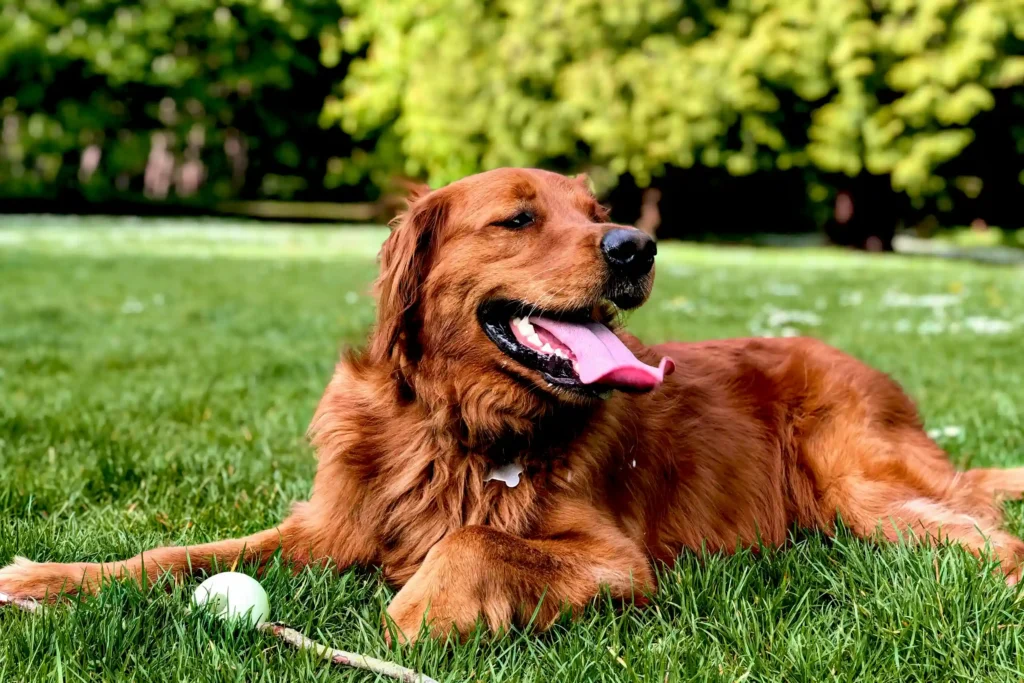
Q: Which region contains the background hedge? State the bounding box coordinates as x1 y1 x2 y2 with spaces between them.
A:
2 0 1023 240
0 0 359 210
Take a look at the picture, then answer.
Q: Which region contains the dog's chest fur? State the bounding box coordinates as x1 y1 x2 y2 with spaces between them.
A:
307 362 606 584
366 437 598 583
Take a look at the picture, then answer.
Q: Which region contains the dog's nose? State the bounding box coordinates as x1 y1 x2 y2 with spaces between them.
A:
601 228 656 277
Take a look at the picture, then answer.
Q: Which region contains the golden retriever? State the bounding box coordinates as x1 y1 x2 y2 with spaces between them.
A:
3 168 1024 643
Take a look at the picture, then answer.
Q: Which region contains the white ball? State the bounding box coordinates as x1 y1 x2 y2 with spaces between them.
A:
192 572 270 628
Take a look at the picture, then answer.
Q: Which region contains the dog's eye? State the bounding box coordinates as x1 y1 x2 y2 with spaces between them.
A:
494 212 535 230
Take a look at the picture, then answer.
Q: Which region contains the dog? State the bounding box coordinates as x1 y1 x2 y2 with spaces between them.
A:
3 168 1024 643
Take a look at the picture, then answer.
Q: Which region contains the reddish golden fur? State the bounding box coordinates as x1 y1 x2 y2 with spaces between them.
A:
3 168 1024 642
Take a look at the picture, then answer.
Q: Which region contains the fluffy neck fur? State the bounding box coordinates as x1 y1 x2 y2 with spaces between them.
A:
304 347 620 584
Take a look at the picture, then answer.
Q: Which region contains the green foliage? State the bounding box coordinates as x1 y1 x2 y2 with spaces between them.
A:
0 0 350 205
2 0 1021 225
334 0 1024 208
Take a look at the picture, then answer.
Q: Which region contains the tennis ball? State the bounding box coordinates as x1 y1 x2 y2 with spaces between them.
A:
192 572 270 628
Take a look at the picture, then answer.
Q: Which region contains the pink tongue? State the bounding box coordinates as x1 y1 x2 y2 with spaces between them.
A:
530 317 674 391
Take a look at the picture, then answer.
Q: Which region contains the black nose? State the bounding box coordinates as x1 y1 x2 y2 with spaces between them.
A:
600 228 656 277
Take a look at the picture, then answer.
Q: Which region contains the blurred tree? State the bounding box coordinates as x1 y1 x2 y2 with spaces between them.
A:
0 0 360 209
332 0 1024 239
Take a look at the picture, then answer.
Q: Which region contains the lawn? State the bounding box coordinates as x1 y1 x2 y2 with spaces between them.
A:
2 217 1024 682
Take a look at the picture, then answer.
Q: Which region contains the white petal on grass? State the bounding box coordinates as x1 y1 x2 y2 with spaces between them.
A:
964 317 1014 335
766 283 802 296
840 291 864 306
749 307 821 338
882 291 962 309
928 426 964 440
121 298 145 314
765 308 821 328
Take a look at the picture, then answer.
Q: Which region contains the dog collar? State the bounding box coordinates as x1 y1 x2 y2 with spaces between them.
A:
485 462 524 488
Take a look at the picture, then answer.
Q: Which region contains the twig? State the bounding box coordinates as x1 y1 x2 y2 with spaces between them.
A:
3 595 437 683
0 591 41 613
259 622 438 683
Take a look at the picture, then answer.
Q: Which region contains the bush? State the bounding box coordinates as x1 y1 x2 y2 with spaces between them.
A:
332 0 1024 236
0 0 357 208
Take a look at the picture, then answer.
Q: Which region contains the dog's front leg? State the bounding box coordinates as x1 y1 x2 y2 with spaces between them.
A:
386 503 653 643
0 503 376 602
0 521 307 602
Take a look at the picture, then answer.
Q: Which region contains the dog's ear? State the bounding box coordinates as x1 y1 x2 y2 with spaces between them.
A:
398 179 432 203
369 189 448 364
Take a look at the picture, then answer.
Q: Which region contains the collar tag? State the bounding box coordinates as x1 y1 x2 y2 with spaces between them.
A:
485 462 524 488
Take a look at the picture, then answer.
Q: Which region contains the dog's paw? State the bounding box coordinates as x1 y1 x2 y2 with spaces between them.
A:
0 557 42 602
0 557 36 603
0 557 97 602
1006 564 1023 587
385 589 450 645
385 574 512 645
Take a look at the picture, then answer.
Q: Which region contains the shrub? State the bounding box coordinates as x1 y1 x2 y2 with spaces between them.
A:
331 0 1024 235
0 0 356 208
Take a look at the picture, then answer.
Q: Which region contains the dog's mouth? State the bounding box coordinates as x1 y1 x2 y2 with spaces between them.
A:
478 300 674 395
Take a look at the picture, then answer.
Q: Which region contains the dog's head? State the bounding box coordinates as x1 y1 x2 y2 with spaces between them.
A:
369 168 673 412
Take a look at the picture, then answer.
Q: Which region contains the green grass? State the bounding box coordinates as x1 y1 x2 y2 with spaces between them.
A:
2 217 1024 682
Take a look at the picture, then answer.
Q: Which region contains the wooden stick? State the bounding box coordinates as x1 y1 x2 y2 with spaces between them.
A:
2 595 437 683
258 622 438 683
